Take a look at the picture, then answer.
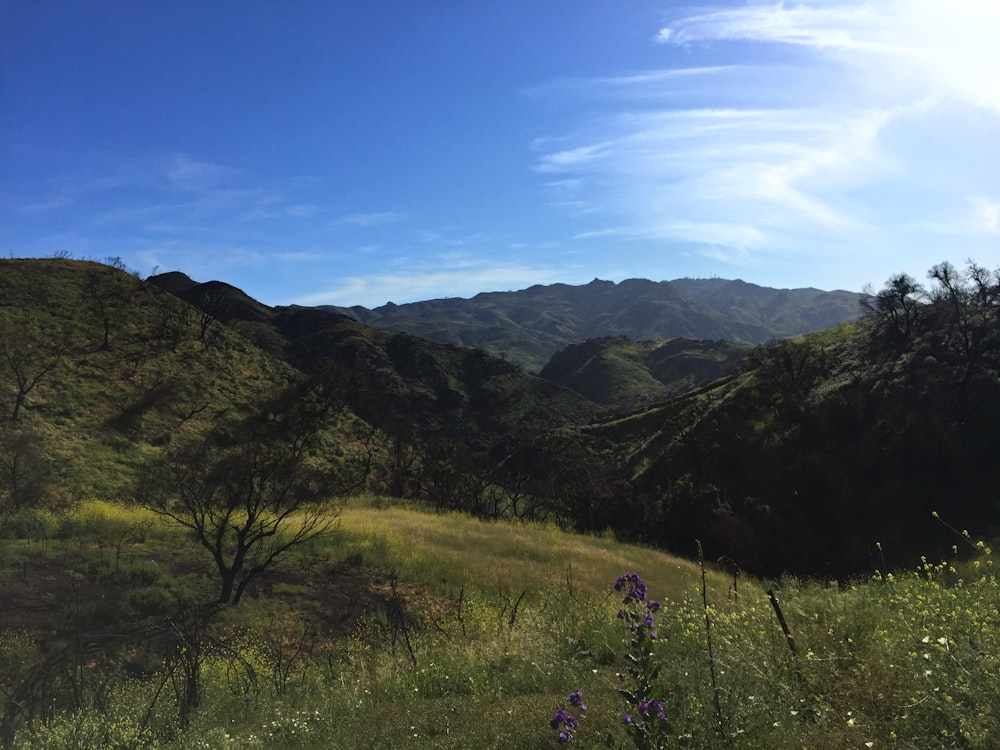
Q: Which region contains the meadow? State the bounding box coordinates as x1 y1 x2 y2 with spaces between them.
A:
1 499 997 749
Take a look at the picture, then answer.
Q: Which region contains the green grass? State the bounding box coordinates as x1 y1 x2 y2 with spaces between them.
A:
4 497 999 749
332 500 724 602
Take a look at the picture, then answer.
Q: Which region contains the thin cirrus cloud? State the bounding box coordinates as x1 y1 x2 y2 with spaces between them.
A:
20 152 318 223
535 0 1000 287
660 0 1000 113
336 211 409 227
295 255 571 308
163 154 245 191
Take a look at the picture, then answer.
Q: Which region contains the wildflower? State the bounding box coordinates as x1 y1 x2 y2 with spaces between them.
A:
549 709 574 731
549 692 585 743
637 699 668 721
615 572 648 603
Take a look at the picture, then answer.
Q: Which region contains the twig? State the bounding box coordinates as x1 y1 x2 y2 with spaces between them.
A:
697 541 727 743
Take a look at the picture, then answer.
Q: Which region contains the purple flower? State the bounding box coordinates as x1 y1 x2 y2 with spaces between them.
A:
642 699 663 715
550 703 581 742
615 573 648 601
634 698 669 723
568 691 587 711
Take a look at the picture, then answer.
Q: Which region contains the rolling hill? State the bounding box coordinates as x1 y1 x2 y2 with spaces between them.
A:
539 335 749 409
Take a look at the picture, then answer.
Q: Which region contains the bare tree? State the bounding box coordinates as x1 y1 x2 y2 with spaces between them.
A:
196 292 229 342
0 423 50 528
860 272 925 346
138 377 345 605
0 318 62 423
83 262 136 351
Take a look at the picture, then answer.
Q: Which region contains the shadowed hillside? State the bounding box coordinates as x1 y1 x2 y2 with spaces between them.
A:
579 261 1000 577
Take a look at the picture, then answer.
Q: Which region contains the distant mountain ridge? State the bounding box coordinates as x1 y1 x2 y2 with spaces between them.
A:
329 277 861 372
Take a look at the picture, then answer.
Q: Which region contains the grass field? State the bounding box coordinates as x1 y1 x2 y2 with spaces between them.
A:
2 499 998 749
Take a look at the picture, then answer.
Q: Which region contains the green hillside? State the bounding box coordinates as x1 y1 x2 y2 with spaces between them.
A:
0 259 597 511
540 335 748 408
0 258 296 500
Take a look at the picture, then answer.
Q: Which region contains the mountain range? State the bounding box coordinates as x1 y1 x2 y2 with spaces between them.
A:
328 277 862 372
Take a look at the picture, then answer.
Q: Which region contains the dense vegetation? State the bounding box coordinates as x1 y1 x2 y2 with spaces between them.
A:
583 260 1000 578
1 255 998 747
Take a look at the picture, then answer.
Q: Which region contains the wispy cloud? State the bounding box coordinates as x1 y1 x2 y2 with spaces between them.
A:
658 1 1000 113
164 154 244 191
12 151 327 234
337 211 409 227
295 254 570 308
532 1 1000 285
658 3 888 51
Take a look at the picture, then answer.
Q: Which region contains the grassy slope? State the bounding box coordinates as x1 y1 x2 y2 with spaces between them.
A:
4 259 594 506
335 501 719 604
0 259 297 499
5 498 998 749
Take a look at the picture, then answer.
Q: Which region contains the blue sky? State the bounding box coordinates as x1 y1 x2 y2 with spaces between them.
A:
3 1 999 307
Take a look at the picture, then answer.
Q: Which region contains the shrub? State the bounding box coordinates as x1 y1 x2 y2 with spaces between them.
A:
2 507 58 540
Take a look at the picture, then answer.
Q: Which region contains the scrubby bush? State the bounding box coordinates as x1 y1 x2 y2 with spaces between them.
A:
1 507 57 540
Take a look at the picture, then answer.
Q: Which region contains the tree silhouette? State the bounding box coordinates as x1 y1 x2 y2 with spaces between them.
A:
139 376 345 605
0 318 62 423
860 272 924 348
